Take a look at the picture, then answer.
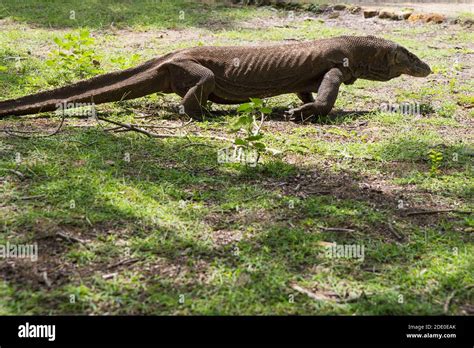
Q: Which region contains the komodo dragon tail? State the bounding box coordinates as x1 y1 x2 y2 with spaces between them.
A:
0 56 169 118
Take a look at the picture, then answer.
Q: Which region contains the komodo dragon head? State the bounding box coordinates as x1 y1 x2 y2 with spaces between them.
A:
345 36 431 81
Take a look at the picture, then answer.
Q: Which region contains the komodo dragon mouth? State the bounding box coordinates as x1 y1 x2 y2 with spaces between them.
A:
0 35 431 120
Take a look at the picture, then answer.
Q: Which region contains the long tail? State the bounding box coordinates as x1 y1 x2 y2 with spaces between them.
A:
0 55 170 118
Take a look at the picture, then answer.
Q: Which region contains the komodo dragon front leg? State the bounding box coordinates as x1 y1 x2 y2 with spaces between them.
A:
288 68 344 121
168 61 215 119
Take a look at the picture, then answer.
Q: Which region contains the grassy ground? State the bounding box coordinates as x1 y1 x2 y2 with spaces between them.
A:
0 1 473 315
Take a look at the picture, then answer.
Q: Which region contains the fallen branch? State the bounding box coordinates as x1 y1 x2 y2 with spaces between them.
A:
319 227 355 233
97 116 177 138
56 231 86 244
17 194 46 200
108 258 140 270
387 221 404 241
1 112 66 138
406 209 472 216
103 126 124 132
97 116 282 155
5 169 25 179
102 272 118 280
42 271 52 287
131 119 193 130
444 285 474 314
305 190 331 195
290 283 340 302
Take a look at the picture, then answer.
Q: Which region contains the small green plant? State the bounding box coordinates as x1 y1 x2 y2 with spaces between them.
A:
419 102 435 115
228 98 272 163
448 77 458 93
46 29 102 82
464 216 474 228
427 149 443 176
431 64 448 75
110 53 142 70
452 62 463 72
457 94 474 108
437 102 457 118
307 4 324 13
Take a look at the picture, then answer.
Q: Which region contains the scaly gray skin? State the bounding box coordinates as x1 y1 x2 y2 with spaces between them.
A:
0 35 431 120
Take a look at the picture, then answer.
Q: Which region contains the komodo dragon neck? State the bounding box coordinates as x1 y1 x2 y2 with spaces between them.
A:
0 35 431 120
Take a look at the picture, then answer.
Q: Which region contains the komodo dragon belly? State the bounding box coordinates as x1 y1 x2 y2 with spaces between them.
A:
212 73 316 100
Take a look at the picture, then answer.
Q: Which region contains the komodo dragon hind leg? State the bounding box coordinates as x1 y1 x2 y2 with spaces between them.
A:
288 68 344 122
168 61 215 120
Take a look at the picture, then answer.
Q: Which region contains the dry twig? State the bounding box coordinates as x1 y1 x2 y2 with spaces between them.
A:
444 285 474 314
406 209 472 216
1 112 66 138
97 115 282 155
319 227 355 233
56 231 86 244
387 221 404 241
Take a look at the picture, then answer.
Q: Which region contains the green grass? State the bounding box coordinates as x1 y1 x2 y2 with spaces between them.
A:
0 0 275 30
0 1 473 315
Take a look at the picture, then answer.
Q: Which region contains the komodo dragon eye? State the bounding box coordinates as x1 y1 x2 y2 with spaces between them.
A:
394 49 410 65
387 47 407 66
385 47 402 66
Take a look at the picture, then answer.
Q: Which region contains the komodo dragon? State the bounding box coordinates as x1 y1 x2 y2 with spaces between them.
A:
0 35 431 120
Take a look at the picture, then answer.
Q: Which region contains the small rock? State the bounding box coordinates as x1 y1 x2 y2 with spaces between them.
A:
408 13 445 24
400 11 413 20
363 9 379 18
408 13 423 22
426 14 445 24
333 4 346 11
391 13 402 21
348 6 362 14
328 12 340 19
378 9 395 19
461 19 473 27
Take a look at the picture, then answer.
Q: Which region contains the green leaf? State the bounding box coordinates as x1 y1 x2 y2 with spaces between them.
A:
245 134 263 141
53 37 64 47
230 115 252 131
260 107 272 114
79 29 91 39
249 98 263 107
289 144 309 154
237 103 252 112
252 142 266 150
234 138 248 146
